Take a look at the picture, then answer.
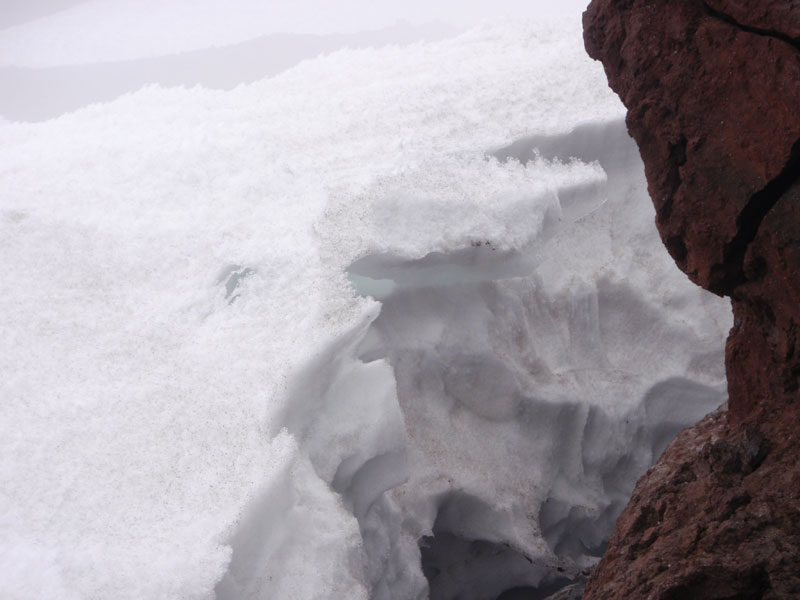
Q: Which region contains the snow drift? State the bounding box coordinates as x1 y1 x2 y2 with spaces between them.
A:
0 17 730 600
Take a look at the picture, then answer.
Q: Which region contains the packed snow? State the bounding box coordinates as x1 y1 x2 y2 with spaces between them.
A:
0 14 731 600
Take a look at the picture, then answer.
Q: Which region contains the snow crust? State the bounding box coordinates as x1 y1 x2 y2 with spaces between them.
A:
0 17 730 600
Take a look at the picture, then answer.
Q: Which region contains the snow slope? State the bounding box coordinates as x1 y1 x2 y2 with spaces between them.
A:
0 18 730 600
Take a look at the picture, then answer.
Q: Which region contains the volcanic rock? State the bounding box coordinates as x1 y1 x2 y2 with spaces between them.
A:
582 0 800 597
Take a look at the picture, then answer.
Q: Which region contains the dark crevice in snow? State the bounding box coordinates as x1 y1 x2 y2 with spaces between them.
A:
702 2 800 52
496 582 585 600
420 531 583 600
419 491 582 600
419 491 591 599
711 138 800 295
420 532 555 600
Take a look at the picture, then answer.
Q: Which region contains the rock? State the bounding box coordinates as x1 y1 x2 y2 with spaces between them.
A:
583 0 800 415
495 579 586 600
581 0 800 597
544 581 586 600
582 407 800 599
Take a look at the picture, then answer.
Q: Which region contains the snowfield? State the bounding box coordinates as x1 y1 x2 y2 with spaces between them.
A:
0 16 730 600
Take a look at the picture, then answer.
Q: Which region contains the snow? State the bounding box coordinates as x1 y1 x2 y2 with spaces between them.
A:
361 118 730 598
0 14 730 600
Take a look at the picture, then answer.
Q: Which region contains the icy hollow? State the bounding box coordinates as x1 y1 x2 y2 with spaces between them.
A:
0 19 730 600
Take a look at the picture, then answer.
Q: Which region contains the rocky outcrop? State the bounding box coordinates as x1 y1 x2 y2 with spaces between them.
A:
582 0 800 597
582 405 800 599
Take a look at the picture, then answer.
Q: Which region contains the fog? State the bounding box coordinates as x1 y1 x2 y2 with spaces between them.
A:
2 0 589 34
1 0 591 67
0 0 589 122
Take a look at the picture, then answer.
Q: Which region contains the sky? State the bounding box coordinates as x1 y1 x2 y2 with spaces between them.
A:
0 0 591 122
0 0 591 66
0 0 91 29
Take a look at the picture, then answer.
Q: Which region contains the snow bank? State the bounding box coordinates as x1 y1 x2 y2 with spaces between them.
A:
0 17 730 600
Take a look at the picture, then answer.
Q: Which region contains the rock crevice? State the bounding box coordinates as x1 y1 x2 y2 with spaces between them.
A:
703 1 800 50
720 137 800 295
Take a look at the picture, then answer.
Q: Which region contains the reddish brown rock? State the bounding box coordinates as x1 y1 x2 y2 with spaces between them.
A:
584 0 800 298
582 406 800 599
581 0 800 597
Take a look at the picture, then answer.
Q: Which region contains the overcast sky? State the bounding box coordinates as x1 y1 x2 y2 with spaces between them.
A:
1 0 590 30
0 0 592 121
1 0 590 67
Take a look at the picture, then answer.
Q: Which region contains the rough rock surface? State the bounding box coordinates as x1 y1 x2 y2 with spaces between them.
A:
583 406 800 599
582 0 800 597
